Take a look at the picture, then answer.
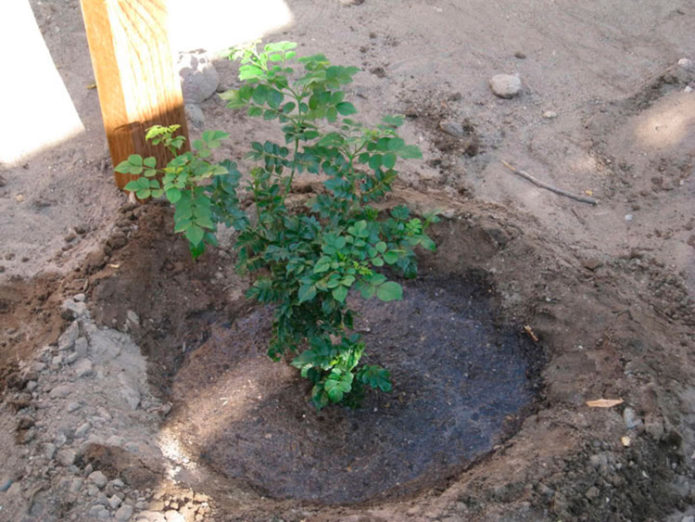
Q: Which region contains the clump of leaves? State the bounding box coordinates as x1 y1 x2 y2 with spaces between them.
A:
116 42 436 409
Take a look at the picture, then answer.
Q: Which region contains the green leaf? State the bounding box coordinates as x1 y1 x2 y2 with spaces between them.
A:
398 145 422 159
324 371 353 403
185 225 204 246
383 152 397 169
313 256 332 273
298 284 316 303
239 64 263 81
359 365 392 392
332 286 348 303
377 281 402 302
336 102 357 115
383 251 399 264
143 156 157 168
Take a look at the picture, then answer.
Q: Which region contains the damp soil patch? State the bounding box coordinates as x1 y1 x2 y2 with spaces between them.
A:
166 273 543 505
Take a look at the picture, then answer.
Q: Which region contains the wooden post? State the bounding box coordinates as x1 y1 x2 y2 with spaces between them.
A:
80 0 189 189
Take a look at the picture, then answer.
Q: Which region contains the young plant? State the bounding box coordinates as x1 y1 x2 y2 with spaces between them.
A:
116 42 437 409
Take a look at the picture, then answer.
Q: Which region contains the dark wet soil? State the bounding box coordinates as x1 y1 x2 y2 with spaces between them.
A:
168 274 541 504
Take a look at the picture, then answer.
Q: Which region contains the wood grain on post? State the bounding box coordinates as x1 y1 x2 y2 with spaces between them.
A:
80 0 189 189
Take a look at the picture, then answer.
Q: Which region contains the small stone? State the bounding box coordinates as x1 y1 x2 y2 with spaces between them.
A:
75 422 91 438
621 435 631 447
582 257 603 271
681 516 695 522
585 486 600 499
111 478 125 489
26 380 38 392
514 51 527 59
98 508 112 520
623 407 642 429
115 504 134 521
542 110 558 119
52 354 64 366
489 74 522 98
15 194 25 202
61 299 88 320
89 471 108 489
50 384 73 398
58 322 80 351
685 85 693 93
0 477 13 492
74 358 94 378
33 362 47 373
57 448 77 466
126 309 140 326
678 58 693 69
74 337 89 357
178 51 219 104
65 352 79 365
164 510 185 522
43 442 57 459
73 293 86 302
624 214 633 222
69 477 83 493
109 495 123 509
64 232 77 242
439 120 465 137
185 103 205 129
67 401 81 413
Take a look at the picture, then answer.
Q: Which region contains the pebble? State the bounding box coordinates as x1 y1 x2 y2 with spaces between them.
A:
0 477 13 492
74 337 89 357
69 477 83 493
682 516 695 522
65 352 80 365
50 384 73 398
67 401 81 413
489 74 522 98
542 110 558 119
185 103 205 129
115 504 135 521
178 51 219 104
678 58 693 69
164 510 185 522
89 471 108 489
74 358 94 378
585 486 600 499
43 442 57 459
624 214 633 222
439 120 465 137
109 495 123 509
623 407 642 429
26 380 38 392
61 299 88 319
57 448 77 466
73 293 86 302
75 422 91 438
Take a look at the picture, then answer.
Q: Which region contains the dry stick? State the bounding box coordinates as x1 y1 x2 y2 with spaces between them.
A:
501 160 599 205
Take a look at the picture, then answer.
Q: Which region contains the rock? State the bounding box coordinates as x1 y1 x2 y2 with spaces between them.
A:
514 51 527 59
118 374 141 409
58 321 80 351
43 442 57 459
61 299 88 320
69 477 83 493
26 380 38 392
75 422 91 438
582 258 603 271
178 51 219 104
52 354 64 366
126 310 140 327
0 477 13 492
340 0 365 5
439 120 465 137
681 516 695 522
65 352 79 365
678 58 693 69
50 384 73 398
67 401 81 413
89 471 108 489
74 337 89 357
489 74 522 98
115 504 135 521
623 407 642 429
164 510 185 522
185 103 205 129
109 495 123 509
135 510 167 522
57 448 77 466
624 214 633 222
542 110 558 119
585 486 600 499
74 293 86 302
74 358 94 378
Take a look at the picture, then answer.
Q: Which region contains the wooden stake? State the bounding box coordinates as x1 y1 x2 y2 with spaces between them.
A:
80 0 189 189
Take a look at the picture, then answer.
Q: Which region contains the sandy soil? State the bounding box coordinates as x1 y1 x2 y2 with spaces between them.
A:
0 0 694 521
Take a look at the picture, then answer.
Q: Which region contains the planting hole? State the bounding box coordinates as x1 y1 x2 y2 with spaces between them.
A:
165 274 541 504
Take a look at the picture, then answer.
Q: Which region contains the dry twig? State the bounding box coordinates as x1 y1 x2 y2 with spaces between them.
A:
502 160 599 205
